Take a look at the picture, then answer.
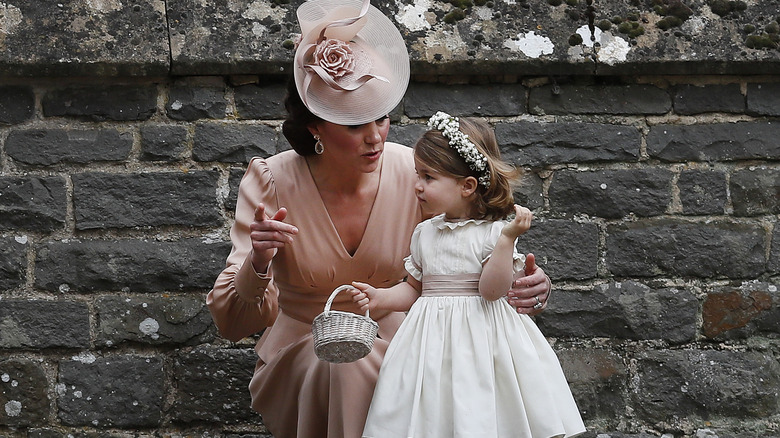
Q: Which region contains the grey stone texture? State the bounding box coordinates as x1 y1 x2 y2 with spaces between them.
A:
548 168 673 219
557 348 627 422
42 85 158 121
529 84 670 115
0 177 67 232
678 169 728 215
167 80 227 120
702 281 779 340
747 83 780 116
0 86 35 125
606 220 766 278
0 300 90 349
72 171 222 229
519 219 599 281
34 239 231 293
0 237 26 291
646 121 780 162
234 81 288 120
0 359 49 427
672 84 745 115
537 281 697 343
404 83 526 118
730 167 780 216
6 129 133 166
58 356 164 427
140 124 190 161
497 121 641 167
194 122 278 163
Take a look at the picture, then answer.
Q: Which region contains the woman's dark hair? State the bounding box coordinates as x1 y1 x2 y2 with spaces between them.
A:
282 75 323 156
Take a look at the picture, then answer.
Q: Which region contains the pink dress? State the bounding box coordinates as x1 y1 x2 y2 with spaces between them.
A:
207 143 422 438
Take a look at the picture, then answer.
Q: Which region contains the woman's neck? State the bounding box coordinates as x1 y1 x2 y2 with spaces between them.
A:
306 155 379 195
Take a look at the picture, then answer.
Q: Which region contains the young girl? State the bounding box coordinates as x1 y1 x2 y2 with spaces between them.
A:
350 112 586 438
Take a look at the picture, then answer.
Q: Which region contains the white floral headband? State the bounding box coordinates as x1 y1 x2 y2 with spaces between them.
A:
427 111 491 188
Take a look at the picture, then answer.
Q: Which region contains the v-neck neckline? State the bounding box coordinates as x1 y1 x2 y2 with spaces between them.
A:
303 156 384 259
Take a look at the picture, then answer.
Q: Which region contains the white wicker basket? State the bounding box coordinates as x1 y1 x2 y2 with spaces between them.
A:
312 284 379 363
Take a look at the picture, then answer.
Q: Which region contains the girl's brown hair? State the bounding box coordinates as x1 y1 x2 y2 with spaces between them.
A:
414 117 522 220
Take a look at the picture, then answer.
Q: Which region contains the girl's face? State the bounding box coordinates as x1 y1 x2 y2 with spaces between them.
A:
413 156 475 219
310 116 390 174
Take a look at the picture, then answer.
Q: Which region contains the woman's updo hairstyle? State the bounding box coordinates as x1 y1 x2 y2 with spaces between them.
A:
282 76 322 156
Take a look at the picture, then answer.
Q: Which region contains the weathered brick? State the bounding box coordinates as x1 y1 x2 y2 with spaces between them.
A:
496 121 641 167
747 83 780 116
0 237 26 291
0 359 49 427
537 281 697 343
514 172 544 210
556 349 627 422
703 281 779 339
0 300 89 348
140 124 189 161
647 122 780 162
404 83 526 118
171 348 261 425
730 167 780 216
234 82 287 119
0 86 35 125
678 169 728 215
6 129 132 166
34 239 231 293
529 84 671 115
0 177 67 232
548 168 673 218
388 124 426 149
518 219 599 280
606 220 766 278
58 355 164 427
166 81 227 120
42 85 157 121
226 167 246 212
73 171 222 230
95 295 216 347
633 350 780 424
193 122 277 163
673 84 744 115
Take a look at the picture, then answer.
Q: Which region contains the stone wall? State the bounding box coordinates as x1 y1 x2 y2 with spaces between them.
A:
1 1 779 437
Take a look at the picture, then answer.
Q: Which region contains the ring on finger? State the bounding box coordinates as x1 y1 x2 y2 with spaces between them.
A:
534 295 542 305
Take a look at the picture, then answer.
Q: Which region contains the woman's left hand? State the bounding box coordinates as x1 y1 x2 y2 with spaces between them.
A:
507 253 551 315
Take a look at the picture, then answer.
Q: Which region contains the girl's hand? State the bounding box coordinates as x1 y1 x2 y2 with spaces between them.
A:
507 254 551 315
350 281 378 313
502 204 533 239
250 203 298 273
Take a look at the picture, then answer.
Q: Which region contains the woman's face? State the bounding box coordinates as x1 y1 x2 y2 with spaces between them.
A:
310 116 390 173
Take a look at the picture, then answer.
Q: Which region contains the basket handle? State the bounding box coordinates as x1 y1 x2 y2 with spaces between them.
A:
324 284 370 318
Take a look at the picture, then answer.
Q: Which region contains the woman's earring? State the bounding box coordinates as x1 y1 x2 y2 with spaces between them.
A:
314 135 324 155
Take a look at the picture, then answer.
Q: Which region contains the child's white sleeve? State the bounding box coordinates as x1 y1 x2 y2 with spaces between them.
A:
481 221 526 275
403 223 424 281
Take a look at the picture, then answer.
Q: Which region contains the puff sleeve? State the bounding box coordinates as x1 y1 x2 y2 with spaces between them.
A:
403 222 425 281
481 221 526 275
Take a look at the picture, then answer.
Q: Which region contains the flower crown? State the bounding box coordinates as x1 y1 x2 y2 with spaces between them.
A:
427 111 491 188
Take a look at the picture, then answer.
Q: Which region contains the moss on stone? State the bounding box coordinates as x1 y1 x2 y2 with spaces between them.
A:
745 33 779 49
569 33 584 45
657 16 683 30
282 39 295 50
619 21 645 38
565 0 578 5
766 22 780 34
449 0 473 9
597 19 612 31
444 8 466 23
547 0 563 6
743 24 756 34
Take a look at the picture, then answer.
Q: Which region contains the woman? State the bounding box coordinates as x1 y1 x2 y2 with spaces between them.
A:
206 0 553 436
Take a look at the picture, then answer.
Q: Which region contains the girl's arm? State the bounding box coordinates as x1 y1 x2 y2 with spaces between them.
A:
350 276 422 314
479 205 533 301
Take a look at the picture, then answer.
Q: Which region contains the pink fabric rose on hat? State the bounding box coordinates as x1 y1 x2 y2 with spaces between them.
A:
313 38 356 79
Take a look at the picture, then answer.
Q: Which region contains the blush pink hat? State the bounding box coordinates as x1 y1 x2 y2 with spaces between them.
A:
293 0 410 125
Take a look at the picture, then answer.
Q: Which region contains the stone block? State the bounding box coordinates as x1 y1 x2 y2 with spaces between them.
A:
404 83 526 118
0 300 89 349
556 349 627 422
606 219 766 278
34 239 231 293
140 124 190 162
0 177 66 232
0 86 34 125
166 80 227 120
226 167 247 213
234 82 287 119
0 237 26 291
702 281 779 339
95 295 216 347
646 121 780 162
537 281 697 343
672 84 745 115
633 350 780 424
388 124 426 149
529 84 670 115
678 169 728 215
772 227 780 275
747 83 780 116
6 129 132 166
0 359 49 427
193 122 278 163
58 355 164 427
496 121 641 167
514 172 544 211
730 167 780 216
171 347 261 425
548 168 673 219
518 219 599 281
42 85 157 121
72 171 222 230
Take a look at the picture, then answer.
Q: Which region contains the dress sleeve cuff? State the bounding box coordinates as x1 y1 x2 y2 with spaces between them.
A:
235 255 272 303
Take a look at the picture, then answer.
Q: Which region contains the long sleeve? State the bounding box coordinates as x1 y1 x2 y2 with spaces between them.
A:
206 157 281 342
